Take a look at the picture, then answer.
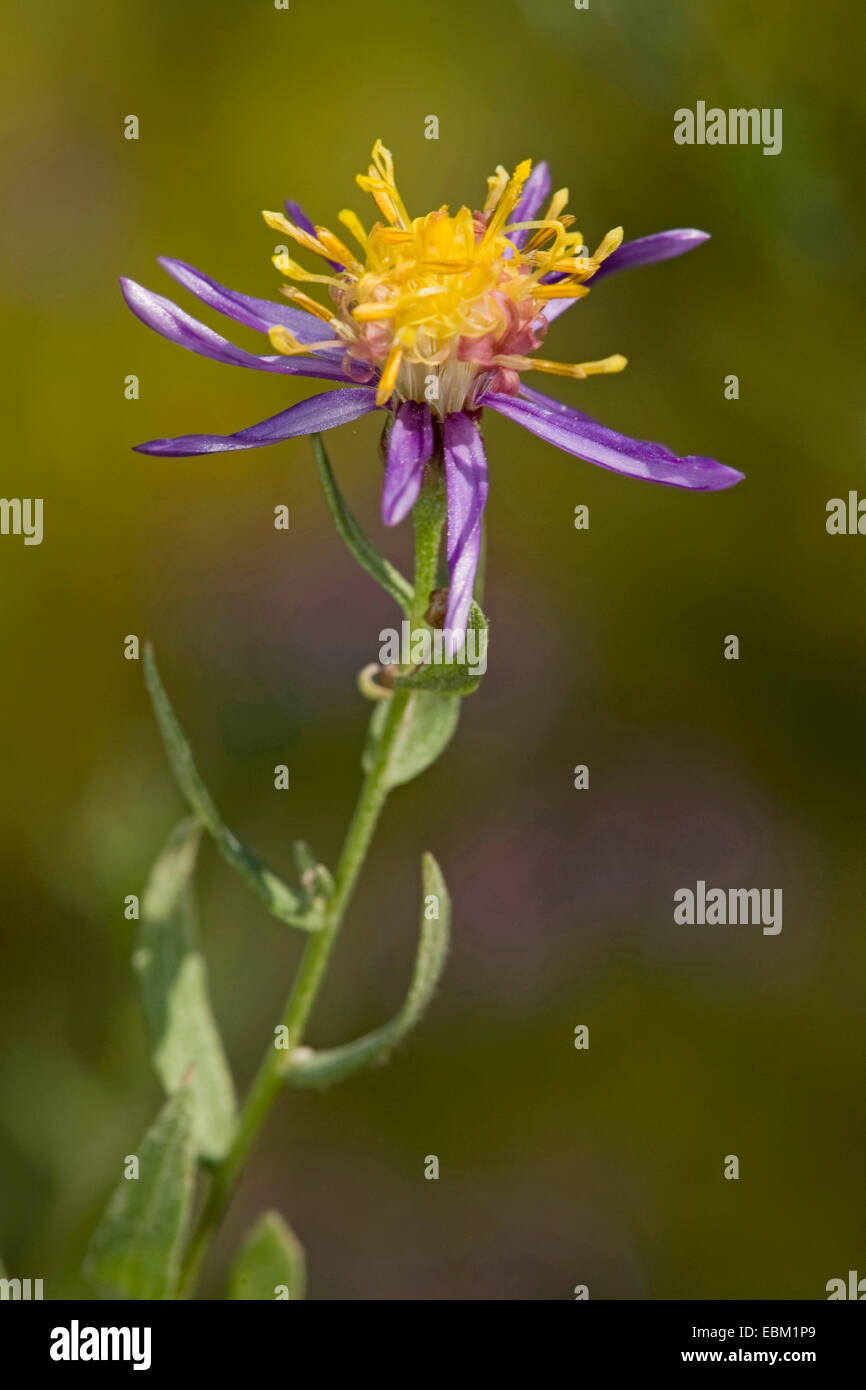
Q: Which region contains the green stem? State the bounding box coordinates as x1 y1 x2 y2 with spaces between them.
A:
177 685 411 1298
410 460 447 630
177 468 449 1298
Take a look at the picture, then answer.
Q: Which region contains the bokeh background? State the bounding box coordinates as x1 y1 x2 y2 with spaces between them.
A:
1 0 864 1299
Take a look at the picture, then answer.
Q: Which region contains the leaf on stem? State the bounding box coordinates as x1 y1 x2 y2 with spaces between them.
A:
311 432 414 615
144 645 323 932
362 691 460 789
133 818 237 1164
281 852 450 1089
227 1211 306 1300
83 1088 197 1300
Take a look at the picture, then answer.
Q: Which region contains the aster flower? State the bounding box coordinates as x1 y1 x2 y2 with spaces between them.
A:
122 140 743 642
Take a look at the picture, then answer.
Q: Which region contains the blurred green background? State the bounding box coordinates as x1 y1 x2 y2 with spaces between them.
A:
1 0 864 1299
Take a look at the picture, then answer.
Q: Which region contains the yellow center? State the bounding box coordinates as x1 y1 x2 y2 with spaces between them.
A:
262 140 627 414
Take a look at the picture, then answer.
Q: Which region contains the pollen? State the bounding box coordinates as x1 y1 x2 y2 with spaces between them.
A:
263 142 625 414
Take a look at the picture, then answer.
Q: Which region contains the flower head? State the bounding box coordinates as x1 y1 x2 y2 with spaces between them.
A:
122 141 743 641
262 141 625 415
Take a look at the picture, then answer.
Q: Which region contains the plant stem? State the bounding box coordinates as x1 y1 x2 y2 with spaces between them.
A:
410 460 447 629
177 461 449 1299
177 684 412 1298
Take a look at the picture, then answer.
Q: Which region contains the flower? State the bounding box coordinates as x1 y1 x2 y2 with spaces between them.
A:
122 141 743 641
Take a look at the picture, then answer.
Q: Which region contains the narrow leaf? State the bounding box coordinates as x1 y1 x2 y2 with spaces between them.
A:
311 432 413 614
133 818 237 1163
282 852 450 1088
144 645 322 932
362 691 460 789
83 1089 196 1300
227 1211 306 1300
394 601 489 696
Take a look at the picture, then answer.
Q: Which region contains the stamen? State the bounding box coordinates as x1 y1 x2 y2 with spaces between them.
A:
507 215 576 247
482 159 533 244
261 210 335 262
592 226 624 262
356 143 411 229
268 325 342 356
279 286 341 325
337 210 383 276
548 256 597 280
498 353 628 379
543 189 570 223
503 219 553 235
376 339 404 404
370 139 396 186
363 182 402 226
578 354 627 375
376 228 417 244
353 300 399 322
483 166 510 216
531 283 591 301
522 220 569 256
271 252 344 287
314 226 363 272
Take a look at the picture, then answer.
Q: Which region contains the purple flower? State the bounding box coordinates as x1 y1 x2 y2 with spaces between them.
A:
122 141 743 642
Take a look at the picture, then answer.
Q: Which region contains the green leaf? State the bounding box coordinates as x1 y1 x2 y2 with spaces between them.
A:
362 690 460 789
133 818 237 1164
144 645 322 932
282 852 450 1089
311 432 413 615
394 601 489 696
83 1089 197 1300
227 1211 306 1300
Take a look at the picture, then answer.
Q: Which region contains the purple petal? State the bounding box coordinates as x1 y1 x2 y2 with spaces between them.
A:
284 200 317 236
485 387 744 491
121 279 352 381
508 161 552 249
134 387 380 457
284 199 343 271
382 401 434 526
157 257 340 350
591 228 710 283
443 412 489 645
540 228 710 325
